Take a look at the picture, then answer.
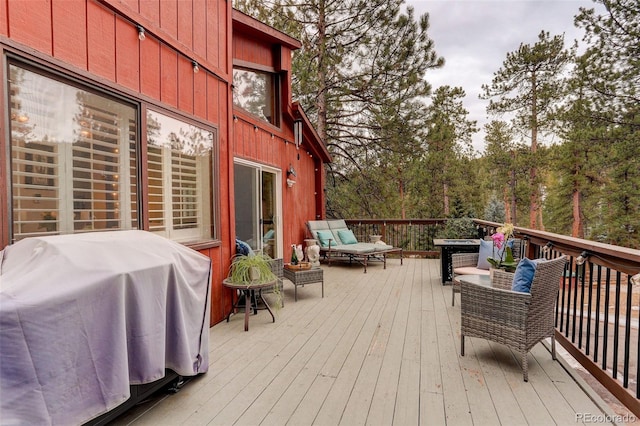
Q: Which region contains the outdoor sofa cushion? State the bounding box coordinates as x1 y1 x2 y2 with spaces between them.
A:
453 266 490 276
511 257 540 293
338 229 358 244
316 230 337 247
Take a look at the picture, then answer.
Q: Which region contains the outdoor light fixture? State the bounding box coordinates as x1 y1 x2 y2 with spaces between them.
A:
192 60 199 73
542 242 553 254
286 164 297 188
631 273 640 286
575 251 589 266
233 115 238 123
254 125 259 132
137 25 146 41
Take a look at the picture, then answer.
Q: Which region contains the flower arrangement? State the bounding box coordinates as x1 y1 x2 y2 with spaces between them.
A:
487 223 518 272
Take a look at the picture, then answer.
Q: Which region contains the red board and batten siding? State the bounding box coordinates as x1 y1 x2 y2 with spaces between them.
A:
0 0 235 326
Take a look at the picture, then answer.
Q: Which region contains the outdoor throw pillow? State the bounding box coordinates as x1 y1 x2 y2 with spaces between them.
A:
235 239 254 256
316 230 335 247
337 229 358 245
476 239 494 270
511 257 538 293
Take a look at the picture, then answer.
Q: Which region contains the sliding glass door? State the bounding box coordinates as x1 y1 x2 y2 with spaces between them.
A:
234 160 281 258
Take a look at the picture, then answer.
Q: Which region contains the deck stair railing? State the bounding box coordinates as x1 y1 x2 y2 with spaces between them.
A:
344 218 640 417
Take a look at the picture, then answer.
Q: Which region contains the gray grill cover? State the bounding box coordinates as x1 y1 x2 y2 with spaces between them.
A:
0 230 211 425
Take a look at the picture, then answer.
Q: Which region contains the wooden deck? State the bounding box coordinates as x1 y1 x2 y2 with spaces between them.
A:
114 258 616 425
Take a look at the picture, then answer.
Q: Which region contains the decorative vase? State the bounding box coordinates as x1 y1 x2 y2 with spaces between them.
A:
249 266 260 282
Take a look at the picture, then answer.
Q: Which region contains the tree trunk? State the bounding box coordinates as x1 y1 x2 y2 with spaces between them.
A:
503 187 512 223
443 182 450 216
572 187 584 238
529 73 540 229
315 0 327 142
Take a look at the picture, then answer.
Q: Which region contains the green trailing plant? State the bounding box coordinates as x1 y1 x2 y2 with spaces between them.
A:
227 252 281 309
228 252 277 284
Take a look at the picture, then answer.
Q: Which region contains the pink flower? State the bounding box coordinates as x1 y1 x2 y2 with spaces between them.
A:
491 232 505 249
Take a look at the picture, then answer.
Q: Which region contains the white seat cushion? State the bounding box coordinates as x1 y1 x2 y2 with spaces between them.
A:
454 267 490 276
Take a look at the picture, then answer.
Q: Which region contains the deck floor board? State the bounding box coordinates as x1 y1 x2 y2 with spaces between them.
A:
113 258 614 426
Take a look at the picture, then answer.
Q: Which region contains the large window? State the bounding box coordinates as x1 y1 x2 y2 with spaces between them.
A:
232 68 280 126
7 62 217 244
146 110 214 242
8 64 138 241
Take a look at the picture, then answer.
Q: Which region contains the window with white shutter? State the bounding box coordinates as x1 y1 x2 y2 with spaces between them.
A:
146 110 213 242
8 64 138 242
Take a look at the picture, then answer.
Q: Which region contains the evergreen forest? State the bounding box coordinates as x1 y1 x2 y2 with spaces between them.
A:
234 0 640 249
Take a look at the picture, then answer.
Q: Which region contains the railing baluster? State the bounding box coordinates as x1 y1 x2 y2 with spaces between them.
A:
613 271 622 379
603 268 611 370
623 274 632 388
594 266 602 363
578 262 586 349
585 262 594 356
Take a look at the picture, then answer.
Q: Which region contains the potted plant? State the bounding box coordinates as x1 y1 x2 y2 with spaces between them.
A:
227 252 282 308
228 252 276 283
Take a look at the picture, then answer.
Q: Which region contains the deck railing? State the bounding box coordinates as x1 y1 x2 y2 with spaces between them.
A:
344 219 446 257
344 218 640 417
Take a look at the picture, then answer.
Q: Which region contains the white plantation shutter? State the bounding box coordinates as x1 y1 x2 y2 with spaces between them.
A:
147 110 212 241
8 64 138 241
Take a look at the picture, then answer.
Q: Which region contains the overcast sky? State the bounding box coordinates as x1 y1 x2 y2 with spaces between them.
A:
404 0 601 154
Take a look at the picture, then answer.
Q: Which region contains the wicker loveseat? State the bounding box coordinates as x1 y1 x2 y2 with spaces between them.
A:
306 220 403 273
460 255 567 381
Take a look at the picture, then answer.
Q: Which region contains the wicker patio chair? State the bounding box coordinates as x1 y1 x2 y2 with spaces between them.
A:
460 255 567 381
451 238 522 306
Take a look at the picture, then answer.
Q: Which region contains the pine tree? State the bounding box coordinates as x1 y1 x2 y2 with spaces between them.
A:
481 31 574 230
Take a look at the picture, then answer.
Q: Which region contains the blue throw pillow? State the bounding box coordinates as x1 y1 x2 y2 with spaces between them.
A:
235 239 254 256
316 230 335 247
511 258 538 293
338 229 358 244
476 239 495 270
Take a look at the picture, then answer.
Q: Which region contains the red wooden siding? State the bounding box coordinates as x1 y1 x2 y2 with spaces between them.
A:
6 0 52 55
115 17 140 92
1 0 328 327
160 44 178 107
0 0 7 36
193 0 207 58
139 0 160 25
87 2 116 81
140 36 162 99
177 0 193 49
159 0 178 40
52 0 87 69
178 56 194 114
233 32 275 68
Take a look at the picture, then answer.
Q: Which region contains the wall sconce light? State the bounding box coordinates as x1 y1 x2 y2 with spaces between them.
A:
287 164 297 178
542 242 553 254
294 118 303 150
286 178 296 188
631 273 640 286
137 25 146 41
192 60 199 73
270 133 274 139
575 251 589 266
233 115 238 123
254 125 258 132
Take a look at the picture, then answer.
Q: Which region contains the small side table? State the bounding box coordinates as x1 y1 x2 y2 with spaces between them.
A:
223 279 276 331
283 267 324 301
